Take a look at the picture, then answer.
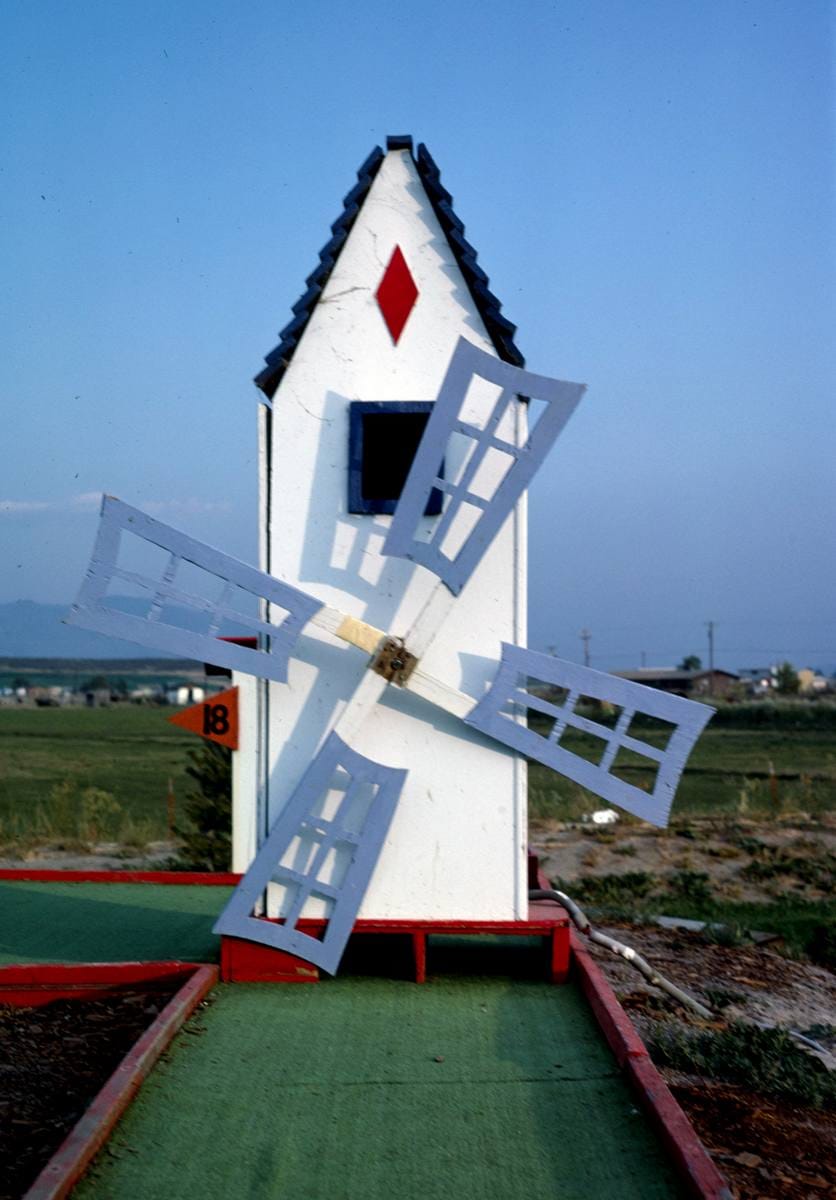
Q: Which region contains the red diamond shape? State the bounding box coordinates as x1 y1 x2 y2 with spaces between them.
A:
375 245 418 344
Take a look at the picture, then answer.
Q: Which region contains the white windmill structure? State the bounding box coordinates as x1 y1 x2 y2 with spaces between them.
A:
68 137 712 979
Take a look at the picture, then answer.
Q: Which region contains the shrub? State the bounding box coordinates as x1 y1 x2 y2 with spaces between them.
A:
563 870 656 907
79 788 122 842
173 741 232 871
666 869 714 905
650 1020 836 1110
709 701 836 731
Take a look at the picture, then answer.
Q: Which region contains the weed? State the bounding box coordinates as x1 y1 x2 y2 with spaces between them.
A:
808 924 836 970
705 844 741 860
741 847 835 890
564 871 657 908
702 986 746 1010
650 1021 836 1110
733 834 766 855
701 922 750 949
79 788 122 842
666 870 714 905
612 843 638 857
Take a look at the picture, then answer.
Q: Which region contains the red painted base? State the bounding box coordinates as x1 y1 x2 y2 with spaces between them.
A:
221 901 570 984
0 869 241 885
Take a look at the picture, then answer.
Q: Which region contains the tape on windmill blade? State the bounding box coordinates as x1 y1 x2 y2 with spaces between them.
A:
383 338 585 595
465 645 714 827
66 496 322 684
214 732 407 975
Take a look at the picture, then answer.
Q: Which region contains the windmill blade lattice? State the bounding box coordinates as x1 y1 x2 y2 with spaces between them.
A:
465 645 714 827
66 496 322 684
383 338 585 594
214 732 407 974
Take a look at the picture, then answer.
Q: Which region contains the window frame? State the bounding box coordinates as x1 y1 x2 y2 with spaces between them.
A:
348 401 443 516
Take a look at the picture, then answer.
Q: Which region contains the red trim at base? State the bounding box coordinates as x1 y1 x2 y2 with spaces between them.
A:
570 932 731 1200
0 961 200 1008
220 906 570 984
17 962 218 1200
0 870 241 885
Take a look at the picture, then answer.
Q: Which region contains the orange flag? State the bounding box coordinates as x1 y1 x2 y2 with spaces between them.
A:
168 686 239 750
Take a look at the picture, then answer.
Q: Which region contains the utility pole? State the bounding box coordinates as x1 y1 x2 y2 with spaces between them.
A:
705 620 715 676
579 628 591 668
641 649 646 668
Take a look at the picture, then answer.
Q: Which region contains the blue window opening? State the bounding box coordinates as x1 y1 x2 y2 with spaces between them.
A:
348 401 443 516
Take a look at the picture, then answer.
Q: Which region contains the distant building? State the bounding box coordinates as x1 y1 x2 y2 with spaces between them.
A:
797 668 830 695
165 684 206 706
613 668 739 698
737 667 775 696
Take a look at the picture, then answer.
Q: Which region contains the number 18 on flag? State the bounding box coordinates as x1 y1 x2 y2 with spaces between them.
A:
167 686 239 750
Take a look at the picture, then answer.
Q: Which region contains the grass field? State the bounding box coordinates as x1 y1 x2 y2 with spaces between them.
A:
0 706 193 847
530 724 836 822
1 705 835 847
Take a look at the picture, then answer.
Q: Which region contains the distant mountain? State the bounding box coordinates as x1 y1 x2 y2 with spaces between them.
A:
0 600 176 658
0 599 255 659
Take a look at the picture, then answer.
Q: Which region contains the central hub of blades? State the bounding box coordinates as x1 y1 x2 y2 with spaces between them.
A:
371 637 419 687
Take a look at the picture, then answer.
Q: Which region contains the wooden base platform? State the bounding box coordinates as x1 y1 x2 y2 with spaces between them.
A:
220 899 570 984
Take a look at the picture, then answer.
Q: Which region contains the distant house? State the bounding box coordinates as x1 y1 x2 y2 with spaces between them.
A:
165 684 206 706
737 667 775 697
613 668 739 699
797 668 831 695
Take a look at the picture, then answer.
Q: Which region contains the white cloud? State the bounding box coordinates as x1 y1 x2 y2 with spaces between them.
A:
0 494 231 517
0 492 100 515
143 498 233 516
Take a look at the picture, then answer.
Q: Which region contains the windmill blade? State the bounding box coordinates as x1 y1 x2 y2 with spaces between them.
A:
464 645 714 827
66 496 323 684
214 732 407 975
383 338 585 595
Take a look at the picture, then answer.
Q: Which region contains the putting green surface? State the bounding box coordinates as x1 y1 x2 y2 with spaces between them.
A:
76 977 685 1200
0 881 230 963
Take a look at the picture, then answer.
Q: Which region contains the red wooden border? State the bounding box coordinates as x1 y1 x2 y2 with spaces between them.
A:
220 907 571 984
0 869 241 884
0 961 198 1007
19 962 218 1200
570 931 732 1200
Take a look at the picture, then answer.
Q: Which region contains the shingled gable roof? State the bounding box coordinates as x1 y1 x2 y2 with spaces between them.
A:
254 135 524 400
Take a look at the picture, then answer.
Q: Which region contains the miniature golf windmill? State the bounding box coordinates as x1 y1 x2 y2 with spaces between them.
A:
68 137 713 976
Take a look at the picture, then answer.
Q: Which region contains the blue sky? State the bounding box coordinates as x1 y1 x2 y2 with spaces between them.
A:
1 0 834 671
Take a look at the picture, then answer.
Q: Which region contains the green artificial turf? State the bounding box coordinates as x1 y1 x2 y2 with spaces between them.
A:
0 881 230 963
76 978 685 1200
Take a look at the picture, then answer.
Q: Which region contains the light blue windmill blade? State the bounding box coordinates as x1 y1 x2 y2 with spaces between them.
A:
214 732 407 975
465 645 714 827
383 338 585 595
66 495 322 683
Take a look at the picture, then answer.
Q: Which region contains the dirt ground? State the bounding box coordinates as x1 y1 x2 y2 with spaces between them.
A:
580 922 836 1199
531 813 836 905
0 989 176 1200
0 840 178 871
